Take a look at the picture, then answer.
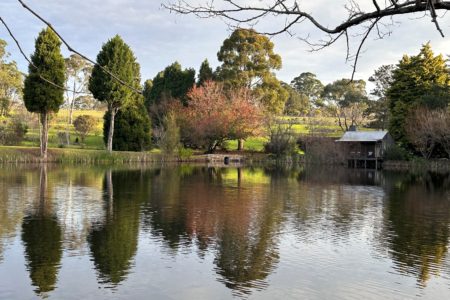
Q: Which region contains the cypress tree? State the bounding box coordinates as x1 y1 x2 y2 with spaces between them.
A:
387 43 450 145
23 27 65 159
89 35 140 152
197 59 214 86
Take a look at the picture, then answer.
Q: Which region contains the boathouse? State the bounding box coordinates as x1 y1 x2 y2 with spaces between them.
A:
337 130 394 169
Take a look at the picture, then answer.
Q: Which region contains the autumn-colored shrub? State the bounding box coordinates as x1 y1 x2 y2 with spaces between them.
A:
176 81 263 153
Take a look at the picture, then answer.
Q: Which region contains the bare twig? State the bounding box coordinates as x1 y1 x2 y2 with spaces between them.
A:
0 16 76 93
17 0 143 94
164 0 450 76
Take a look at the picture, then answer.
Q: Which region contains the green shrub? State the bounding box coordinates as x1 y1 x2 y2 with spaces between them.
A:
73 115 97 143
103 100 152 152
0 117 28 145
264 121 297 157
384 144 411 161
159 112 180 155
178 147 193 159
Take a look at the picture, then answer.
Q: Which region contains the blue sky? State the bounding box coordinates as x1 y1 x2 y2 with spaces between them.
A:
1 0 449 90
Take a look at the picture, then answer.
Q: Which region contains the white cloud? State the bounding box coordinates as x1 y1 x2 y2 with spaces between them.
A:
0 0 449 91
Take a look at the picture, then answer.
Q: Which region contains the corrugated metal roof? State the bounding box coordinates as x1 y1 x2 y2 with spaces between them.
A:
337 131 389 142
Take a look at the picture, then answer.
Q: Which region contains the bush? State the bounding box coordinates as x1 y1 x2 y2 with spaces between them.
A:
178 147 194 159
159 112 180 155
0 116 28 145
73 115 96 143
264 121 297 157
104 100 152 152
384 144 411 161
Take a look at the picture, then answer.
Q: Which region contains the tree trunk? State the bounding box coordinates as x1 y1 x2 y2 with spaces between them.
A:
40 112 49 160
237 139 244 151
39 164 48 212
106 169 114 215
107 108 116 152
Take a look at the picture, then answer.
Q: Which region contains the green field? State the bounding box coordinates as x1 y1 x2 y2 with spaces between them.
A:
14 110 354 153
21 109 106 150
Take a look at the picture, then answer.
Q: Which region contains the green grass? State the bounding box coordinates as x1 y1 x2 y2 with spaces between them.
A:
227 137 268 152
20 109 106 150
0 146 165 164
14 109 373 154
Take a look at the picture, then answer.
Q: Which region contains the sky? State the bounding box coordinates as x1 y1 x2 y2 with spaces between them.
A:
0 0 449 91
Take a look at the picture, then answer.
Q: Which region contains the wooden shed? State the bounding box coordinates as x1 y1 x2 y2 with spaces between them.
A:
336 131 394 169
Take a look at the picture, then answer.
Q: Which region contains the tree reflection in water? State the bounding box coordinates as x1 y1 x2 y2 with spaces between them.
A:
383 172 450 286
21 165 63 295
142 166 283 296
1 165 448 298
88 169 147 286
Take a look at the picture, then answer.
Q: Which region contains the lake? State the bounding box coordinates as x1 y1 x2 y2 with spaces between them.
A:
0 164 449 299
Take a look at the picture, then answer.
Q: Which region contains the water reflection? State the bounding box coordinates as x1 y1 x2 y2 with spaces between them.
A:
383 172 450 286
88 169 146 286
21 165 62 295
0 165 449 299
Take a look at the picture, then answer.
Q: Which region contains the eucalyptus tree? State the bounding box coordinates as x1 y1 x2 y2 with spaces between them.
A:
0 39 22 116
216 28 287 114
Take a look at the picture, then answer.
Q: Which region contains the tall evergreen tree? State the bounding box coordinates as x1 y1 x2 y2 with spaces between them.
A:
89 35 141 152
367 65 395 130
23 28 65 159
144 62 195 126
387 44 450 145
145 62 195 108
197 59 214 86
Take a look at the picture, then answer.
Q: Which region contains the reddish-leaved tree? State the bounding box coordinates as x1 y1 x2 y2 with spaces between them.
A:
176 81 263 153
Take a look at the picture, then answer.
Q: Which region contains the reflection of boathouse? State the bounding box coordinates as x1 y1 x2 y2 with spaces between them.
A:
337 130 394 169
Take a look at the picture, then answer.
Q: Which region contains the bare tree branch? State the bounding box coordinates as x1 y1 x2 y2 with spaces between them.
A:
351 17 381 80
17 0 143 95
0 16 76 93
164 0 450 76
164 1 449 34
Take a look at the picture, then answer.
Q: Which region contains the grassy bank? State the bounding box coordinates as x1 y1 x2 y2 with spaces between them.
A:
0 146 272 165
15 109 349 152
0 146 167 164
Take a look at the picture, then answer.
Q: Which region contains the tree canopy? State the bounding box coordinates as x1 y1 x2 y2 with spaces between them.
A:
0 39 22 116
145 61 195 108
197 59 214 86
387 43 450 145
290 72 324 107
367 64 395 130
23 27 65 159
103 97 152 152
23 27 65 114
323 79 369 131
175 81 263 152
216 28 287 113
89 35 141 152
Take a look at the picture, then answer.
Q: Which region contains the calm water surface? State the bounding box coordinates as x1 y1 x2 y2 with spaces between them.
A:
0 165 449 299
